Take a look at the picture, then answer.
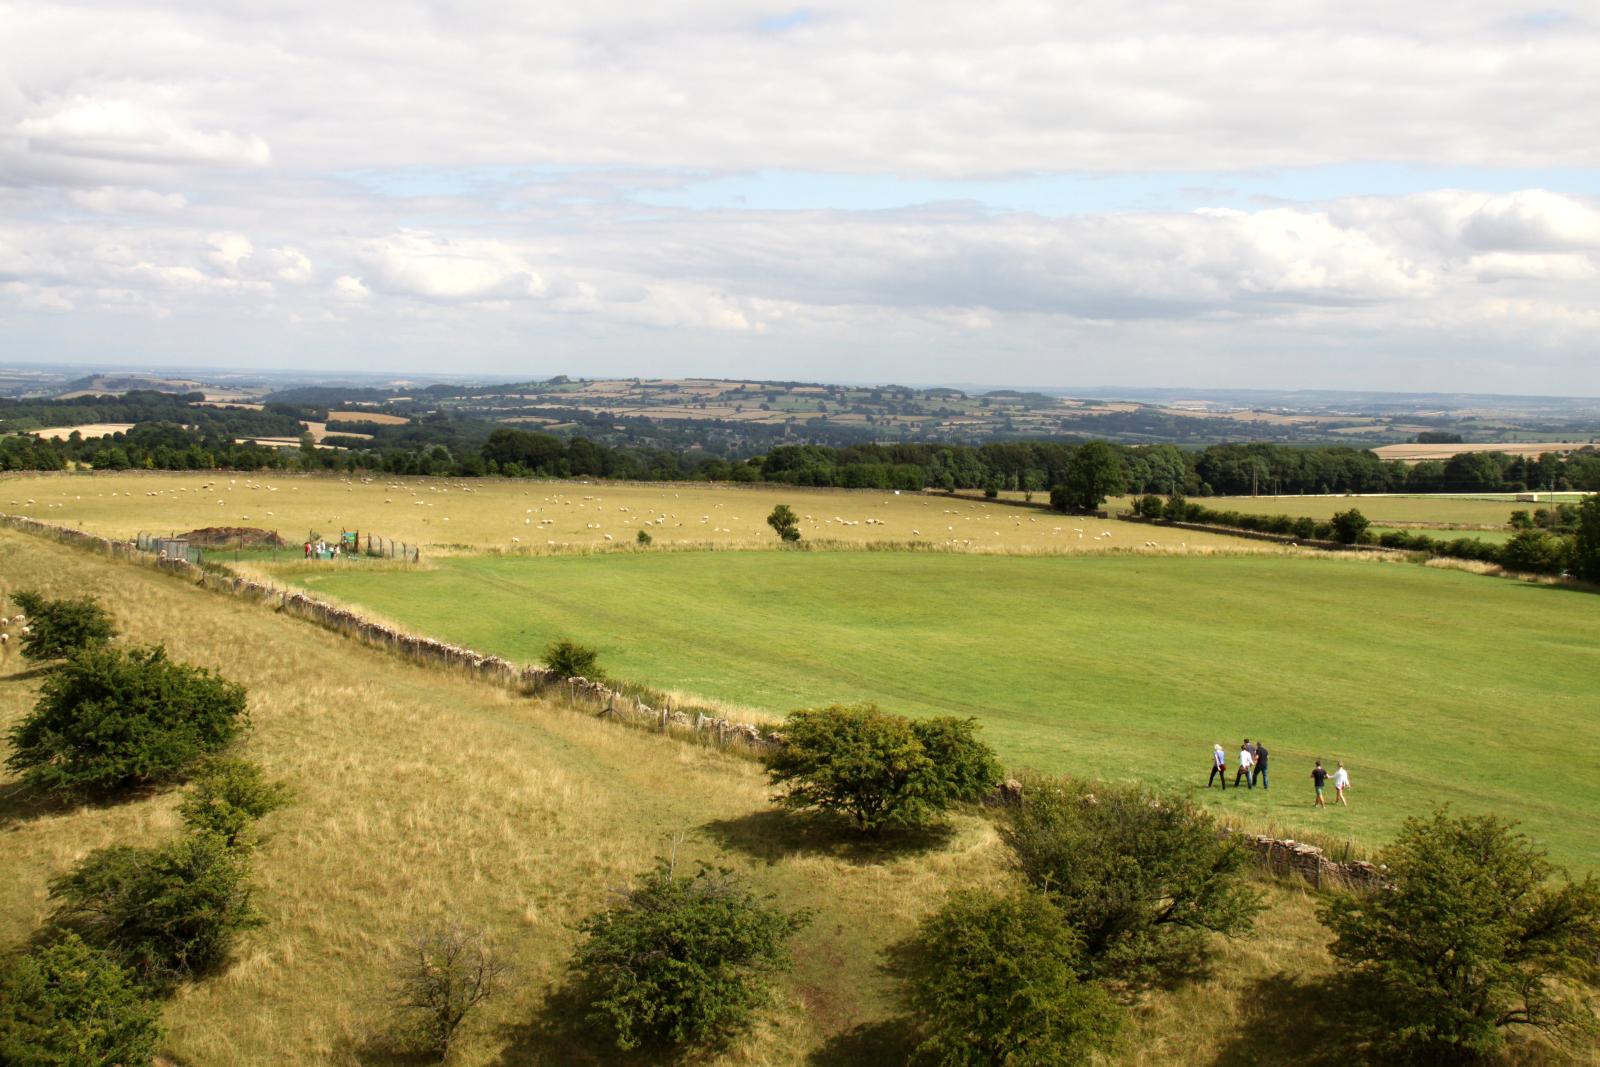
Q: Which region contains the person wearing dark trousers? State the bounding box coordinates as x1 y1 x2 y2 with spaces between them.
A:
1234 739 1255 789
1252 741 1269 790
1208 743 1228 789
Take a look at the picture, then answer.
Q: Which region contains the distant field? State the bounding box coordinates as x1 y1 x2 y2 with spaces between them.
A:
283 550 1600 871
0 471 1270 555
1372 441 1593 463
329 410 409 425
1370 525 1512 544
1175 493 1594 527
27 422 137 439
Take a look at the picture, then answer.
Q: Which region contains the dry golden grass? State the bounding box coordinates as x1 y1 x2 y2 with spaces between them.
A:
0 470 1273 556
2 530 1592 1066
27 423 138 439
329 411 410 425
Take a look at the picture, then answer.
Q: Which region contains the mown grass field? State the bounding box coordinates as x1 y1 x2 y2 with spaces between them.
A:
281 550 1600 872
13 528 1566 1066
1183 493 1591 527
1 470 1266 554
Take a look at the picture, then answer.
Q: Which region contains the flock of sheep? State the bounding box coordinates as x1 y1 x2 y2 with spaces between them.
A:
0 612 28 657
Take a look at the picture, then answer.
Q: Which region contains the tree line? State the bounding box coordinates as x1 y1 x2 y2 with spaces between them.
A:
6 402 1600 499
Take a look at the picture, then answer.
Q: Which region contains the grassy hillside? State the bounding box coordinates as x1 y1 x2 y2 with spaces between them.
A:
3 530 1594 1065
283 551 1600 872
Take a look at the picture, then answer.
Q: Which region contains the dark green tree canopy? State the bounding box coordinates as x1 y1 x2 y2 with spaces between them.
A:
766 503 801 542
571 860 809 1053
1319 809 1600 1062
6 644 248 798
904 888 1121 1067
1050 441 1128 514
764 704 1002 831
9 589 116 660
1001 776 1261 984
0 933 162 1067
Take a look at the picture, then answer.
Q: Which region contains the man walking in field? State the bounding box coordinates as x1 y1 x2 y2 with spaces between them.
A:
1235 739 1254 789
1208 743 1228 789
1311 760 1328 809
1252 740 1269 790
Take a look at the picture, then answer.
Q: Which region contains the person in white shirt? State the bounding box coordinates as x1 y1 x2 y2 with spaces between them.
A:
1234 740 1255 790
1334 762 1351 806
1208 743 1228 789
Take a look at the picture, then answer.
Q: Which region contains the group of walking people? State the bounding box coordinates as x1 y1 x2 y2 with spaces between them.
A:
1208 739 1351 807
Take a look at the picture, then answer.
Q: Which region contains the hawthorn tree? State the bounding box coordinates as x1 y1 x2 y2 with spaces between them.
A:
9 590 115 661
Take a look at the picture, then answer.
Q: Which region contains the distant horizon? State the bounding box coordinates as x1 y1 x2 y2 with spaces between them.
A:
7 359 1600 406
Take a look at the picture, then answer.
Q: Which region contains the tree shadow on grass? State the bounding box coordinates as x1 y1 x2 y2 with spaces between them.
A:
0 778 169 831
487 981 707 1067
0 663 54 683
701 809 957 867
806 1016 920 1066
1212 972 1372 1067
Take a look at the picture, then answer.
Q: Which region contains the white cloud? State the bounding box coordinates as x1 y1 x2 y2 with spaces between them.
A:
356 232 546 303
65 187 187 214
18 97 270 168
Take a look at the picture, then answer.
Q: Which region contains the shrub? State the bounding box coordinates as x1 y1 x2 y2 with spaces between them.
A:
1000 776 1260 984
48 834 263 985
1499 529 1569 574
1330 508 1370 544
5 644 248 799
1133 494 1164 518
0 932 162 1067
904 888 1120 1066
635 528 652 546
1291 516 1317 540
766 503 801 542
9 589 116 660
1574 496 1600 582
1319 810 1600 1062
572 860 809 1052
177 757 293 847
544 638 601 681
389 925 506 1062
764 703 1002 831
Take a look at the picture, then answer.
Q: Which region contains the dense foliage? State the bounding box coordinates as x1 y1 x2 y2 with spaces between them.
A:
5 644 248 798
904 888 1121 1066
8 589 116 660
571 861 809 1052
0 933 163 1067
543 638 601 681
1320 810 1600 1062
764 704 1002 831
1000 777 1260 984
766 503 801 542
49 834 264 985
177 757 294 847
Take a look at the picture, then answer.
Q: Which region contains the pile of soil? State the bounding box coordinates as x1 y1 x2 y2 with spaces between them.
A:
180 526 287 548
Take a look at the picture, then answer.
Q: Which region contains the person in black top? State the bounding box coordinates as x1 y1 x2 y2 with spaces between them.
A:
1311 760 1328 808
1252 741 1269 790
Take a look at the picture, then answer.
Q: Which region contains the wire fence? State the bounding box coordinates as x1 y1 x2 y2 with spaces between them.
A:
363 533 420 562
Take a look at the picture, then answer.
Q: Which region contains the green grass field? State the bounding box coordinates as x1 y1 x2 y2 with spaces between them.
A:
1370 525 1513 543
1186 493 1590 527
284 550 1600 871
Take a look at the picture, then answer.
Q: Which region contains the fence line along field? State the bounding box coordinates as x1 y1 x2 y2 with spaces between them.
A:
3 525 1508 1067
283 550 1600 873
0 471 1269 554
1156 492 1591 527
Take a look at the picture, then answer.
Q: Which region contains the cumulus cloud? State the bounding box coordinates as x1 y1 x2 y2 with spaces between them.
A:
18 98 270 168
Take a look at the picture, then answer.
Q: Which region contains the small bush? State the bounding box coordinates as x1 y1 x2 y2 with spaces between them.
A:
177 757 293 847
1319 809 1600 1062
1499 529 1569 574
1330 508 1370 544
5 644 248 799
389 925 506 1062
766 503 801 542
544 638 601 681
0 932 162 1067
572 860 809 1053
9 589 116 660
904 888 1120 1066
49 834 263 985
636 528 652 546
764 703 1002 832
1001 776 1260 985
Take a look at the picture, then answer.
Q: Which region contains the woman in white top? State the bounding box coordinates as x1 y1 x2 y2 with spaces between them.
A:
1334 762 1351 806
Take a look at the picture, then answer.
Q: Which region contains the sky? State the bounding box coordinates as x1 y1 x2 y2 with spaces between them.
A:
2 2 1599 393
